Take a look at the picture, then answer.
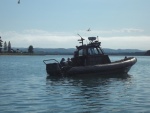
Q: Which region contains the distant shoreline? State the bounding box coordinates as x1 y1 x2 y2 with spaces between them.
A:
0 52 147 56
0 53 73 56
0 53 42 56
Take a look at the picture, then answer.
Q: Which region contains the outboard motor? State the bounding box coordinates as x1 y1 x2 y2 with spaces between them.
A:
43 59 62 76
46 63 61 76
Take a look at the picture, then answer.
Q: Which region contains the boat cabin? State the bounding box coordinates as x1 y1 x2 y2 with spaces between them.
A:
71 37 111 66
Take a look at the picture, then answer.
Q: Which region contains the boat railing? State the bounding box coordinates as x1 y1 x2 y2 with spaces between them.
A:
43 59 60 65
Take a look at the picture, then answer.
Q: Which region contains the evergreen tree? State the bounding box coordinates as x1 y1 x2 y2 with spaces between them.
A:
0 36 3 53
4 41 7 52
8 41 11 53
16 49 19 53
28 45 34 53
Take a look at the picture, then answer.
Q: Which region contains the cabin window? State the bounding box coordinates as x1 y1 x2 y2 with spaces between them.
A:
88 47 99 55
97 47 103 54
83 49 86 55
79 50 82 56
79 49 86 56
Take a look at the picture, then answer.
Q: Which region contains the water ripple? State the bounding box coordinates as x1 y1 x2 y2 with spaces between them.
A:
1 56 150 113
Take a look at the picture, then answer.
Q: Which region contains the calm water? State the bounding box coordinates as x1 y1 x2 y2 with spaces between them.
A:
0 55 150 113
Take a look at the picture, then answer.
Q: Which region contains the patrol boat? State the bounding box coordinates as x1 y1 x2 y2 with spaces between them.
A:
43 35 137 77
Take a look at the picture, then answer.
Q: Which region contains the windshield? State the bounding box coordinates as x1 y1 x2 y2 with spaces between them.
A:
88 47 103 55
88 47 98 55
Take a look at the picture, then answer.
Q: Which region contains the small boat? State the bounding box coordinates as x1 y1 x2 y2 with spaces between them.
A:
43 35 137 77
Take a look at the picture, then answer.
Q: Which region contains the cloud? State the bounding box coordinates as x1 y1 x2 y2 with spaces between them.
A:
111 28 144 33
0 30 79 48
100 36 149 50
79 28 144 35
0 29 149 50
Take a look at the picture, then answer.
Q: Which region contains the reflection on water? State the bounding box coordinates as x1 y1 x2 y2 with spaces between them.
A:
46 72 131 79
1 56 150 113
45 74 132 112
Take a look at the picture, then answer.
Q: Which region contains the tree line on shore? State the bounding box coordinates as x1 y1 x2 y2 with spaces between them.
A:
0 36 34 54
1 36 150 56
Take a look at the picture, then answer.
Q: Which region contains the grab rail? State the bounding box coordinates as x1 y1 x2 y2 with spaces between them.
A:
43 59 60 65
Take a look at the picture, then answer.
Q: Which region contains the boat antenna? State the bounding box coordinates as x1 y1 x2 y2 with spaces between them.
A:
77 34 85 46
97 36 99 42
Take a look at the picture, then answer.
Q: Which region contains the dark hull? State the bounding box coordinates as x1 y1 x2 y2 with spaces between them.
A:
46 57 137 77
66 57 136 76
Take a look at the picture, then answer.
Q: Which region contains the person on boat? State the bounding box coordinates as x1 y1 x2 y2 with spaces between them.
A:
60 58 65 67
67 58 72 66
124 56 127 60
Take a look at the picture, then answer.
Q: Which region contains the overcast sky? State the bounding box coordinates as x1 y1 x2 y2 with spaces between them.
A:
0 0 150 50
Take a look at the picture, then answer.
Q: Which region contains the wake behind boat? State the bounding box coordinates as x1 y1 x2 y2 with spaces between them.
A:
43 35 137 77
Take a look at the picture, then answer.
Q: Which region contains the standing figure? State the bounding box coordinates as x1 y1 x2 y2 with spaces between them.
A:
60 58 65 67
